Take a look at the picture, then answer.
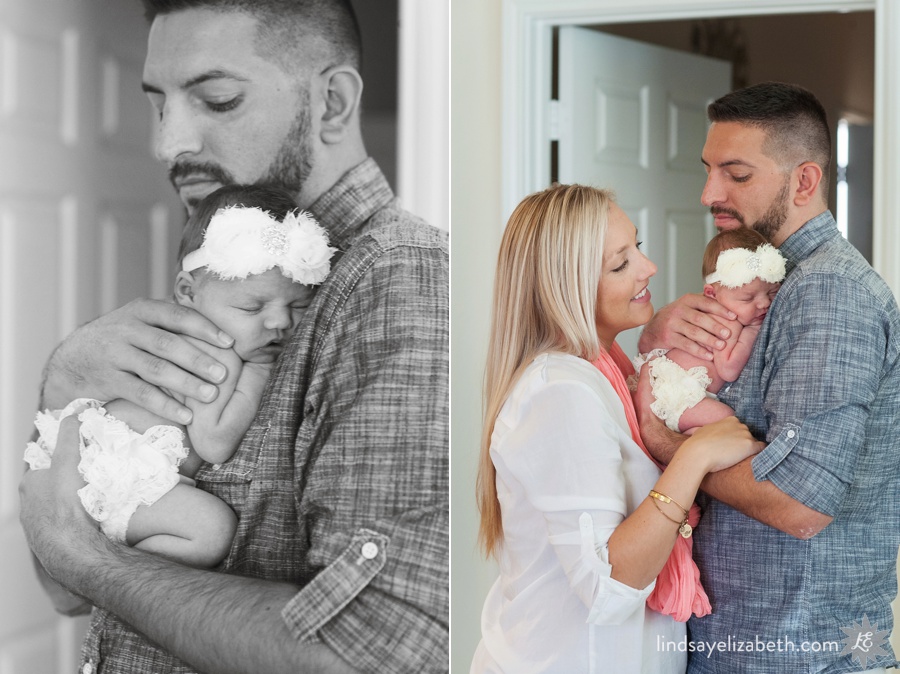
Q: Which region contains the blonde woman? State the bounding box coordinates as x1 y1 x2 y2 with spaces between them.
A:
471 184 762 674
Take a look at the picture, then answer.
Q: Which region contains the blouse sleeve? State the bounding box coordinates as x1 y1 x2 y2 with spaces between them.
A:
492 370 654 625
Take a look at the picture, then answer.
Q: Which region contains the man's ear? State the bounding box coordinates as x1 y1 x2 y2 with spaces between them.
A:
318 65 363 145
703 284 718 300
174 271 197 306
793 162 824 207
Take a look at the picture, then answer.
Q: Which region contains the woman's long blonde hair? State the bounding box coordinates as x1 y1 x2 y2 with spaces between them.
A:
477 184 614 557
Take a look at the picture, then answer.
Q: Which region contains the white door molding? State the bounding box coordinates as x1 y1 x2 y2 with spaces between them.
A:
398 0 450 231
502 0 900 295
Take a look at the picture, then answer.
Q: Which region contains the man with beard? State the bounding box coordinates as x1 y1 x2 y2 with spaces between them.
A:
638 82 900 673
18 2 448 673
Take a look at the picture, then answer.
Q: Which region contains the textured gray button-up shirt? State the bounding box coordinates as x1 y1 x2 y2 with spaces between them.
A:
689 211 900 673
80 159 449 673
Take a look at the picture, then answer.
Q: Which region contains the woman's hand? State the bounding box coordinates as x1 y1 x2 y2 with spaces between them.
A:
681 416 764 473
638 293 737 360
42 299 235 424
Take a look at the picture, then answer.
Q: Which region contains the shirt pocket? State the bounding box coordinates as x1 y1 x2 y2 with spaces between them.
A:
194 424 267 485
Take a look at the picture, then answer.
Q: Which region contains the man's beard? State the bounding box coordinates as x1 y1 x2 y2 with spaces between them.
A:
169 95 313 212
254 94 313 199
750 179 790 242
710 177 791 243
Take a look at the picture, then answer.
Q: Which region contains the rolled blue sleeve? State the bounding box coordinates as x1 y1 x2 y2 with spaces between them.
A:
750 272 884 516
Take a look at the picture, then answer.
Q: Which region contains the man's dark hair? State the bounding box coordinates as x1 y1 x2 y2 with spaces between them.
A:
708 81 832 194
141 0 362 71
177 183 299 268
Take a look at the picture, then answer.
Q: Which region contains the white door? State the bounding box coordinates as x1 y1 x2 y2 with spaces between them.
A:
557 27 731 358
0 0 184 671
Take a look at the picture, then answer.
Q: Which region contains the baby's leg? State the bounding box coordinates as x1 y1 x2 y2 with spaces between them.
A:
126 483 237 568
677 397 736 435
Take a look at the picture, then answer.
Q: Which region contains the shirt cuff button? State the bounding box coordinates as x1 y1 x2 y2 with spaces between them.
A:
361 542 379 560
82 663 94 674
787 430 796 438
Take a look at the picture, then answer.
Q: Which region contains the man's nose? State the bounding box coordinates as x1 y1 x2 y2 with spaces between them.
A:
154 102 203 164
700 174 722 207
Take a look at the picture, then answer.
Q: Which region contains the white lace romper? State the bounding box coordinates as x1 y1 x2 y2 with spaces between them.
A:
24 398 188 543
633 349 714 432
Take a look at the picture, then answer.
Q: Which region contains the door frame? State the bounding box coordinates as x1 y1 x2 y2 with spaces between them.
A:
398 0 450 231
501 0 900 294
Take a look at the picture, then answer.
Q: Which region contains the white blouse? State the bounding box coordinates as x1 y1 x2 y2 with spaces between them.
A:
471 353 686 674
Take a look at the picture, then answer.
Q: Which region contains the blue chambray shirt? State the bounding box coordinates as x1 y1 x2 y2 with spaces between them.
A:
688 211 900 674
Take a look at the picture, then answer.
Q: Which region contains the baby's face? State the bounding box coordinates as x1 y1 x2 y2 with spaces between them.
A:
712 278 780 327
189 269 316 363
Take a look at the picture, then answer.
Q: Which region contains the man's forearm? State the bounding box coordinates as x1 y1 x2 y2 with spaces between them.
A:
640 411 832 538
59 533 357 674
31 553 91 616
699 459 832 539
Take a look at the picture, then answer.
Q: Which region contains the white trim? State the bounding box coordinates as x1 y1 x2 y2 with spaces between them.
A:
872 0 900 294
502 0 900 294
397 0 450 231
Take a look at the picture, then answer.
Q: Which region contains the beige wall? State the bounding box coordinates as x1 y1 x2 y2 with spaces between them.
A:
450 0 502 670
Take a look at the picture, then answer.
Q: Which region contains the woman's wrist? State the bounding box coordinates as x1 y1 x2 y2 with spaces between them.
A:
669 437 717 478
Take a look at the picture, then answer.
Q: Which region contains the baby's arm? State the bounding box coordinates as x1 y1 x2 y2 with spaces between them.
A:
181 338 271 466
712 318 761 382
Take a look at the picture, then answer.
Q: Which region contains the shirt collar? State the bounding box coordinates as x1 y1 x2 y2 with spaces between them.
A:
777 210 840 275
308 157 395 249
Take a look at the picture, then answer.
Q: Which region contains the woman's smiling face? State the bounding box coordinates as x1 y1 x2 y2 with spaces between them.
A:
595 203 658 350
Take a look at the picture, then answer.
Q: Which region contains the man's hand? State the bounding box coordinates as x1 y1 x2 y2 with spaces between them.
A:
638 293 737 360
19 417 100 587
42 299 234 424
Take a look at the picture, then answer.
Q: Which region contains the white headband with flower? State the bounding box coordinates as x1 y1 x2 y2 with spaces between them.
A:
704 243 786 288
182 206 336 285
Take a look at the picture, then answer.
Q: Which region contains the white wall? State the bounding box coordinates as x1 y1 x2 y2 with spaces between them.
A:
449 0 502 670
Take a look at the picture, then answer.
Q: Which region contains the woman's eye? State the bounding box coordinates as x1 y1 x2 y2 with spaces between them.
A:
612 260 628 273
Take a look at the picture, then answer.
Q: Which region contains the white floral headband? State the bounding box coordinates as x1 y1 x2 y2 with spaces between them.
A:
182 206 336 285
704 243 786 288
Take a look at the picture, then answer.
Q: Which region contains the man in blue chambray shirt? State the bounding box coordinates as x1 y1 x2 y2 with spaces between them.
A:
638 82 900 673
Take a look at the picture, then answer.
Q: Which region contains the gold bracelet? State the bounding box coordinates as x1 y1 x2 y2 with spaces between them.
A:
648 490 693 538
649 489 688 516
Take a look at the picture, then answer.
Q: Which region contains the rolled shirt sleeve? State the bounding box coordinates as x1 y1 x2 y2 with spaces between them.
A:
750 272 884 516
281 222 449 673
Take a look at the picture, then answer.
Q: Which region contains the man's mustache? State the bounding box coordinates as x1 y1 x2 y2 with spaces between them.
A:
710 206 744 224
168 161 235 188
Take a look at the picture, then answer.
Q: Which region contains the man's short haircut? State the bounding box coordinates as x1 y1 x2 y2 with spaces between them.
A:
708 81 832 194
140 0 362 72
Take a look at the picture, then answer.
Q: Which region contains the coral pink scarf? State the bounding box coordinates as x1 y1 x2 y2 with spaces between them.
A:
592 342 711 622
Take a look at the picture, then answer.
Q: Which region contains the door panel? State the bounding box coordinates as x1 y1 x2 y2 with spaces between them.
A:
0 1 184 671
558 27 730 357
